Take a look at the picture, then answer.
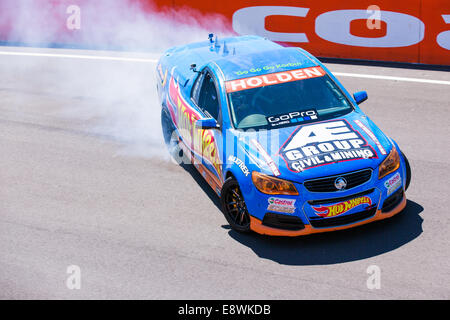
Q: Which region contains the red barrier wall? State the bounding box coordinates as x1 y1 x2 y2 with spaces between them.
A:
0 0 449 65
157 0 450 65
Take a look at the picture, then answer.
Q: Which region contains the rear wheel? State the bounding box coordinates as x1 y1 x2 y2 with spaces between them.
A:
161 108 184 162
221 178 251 233
402 151 411 191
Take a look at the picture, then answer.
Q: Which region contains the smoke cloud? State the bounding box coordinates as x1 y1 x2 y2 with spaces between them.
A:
0 0 231 158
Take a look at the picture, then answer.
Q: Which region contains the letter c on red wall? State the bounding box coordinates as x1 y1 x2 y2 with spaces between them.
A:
232 6 310 43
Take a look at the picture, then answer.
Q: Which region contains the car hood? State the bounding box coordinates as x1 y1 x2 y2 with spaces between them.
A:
233 110 393 183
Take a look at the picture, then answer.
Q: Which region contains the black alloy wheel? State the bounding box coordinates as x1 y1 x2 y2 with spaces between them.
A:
221 178 251 233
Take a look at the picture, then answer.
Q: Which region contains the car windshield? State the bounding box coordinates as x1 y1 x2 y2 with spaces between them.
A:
227 74 353 130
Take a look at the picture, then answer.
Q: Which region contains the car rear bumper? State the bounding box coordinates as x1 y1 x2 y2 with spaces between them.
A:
249 191 407 237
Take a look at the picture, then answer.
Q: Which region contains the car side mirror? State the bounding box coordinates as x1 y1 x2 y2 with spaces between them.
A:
195 118 219 130
353 91 368 105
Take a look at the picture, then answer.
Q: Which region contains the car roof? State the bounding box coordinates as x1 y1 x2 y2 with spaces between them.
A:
165 35 320 81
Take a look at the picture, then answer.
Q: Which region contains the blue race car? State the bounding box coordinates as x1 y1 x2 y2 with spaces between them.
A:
156 35 411 236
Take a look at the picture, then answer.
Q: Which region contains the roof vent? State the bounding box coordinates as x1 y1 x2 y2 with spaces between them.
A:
223 41 229 55
214 36 220 49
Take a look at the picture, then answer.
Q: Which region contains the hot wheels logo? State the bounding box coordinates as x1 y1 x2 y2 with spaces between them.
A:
280 120 377 172
168 76 222 180
312 196 372 218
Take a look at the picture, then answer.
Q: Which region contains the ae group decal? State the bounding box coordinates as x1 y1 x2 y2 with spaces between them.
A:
280 119 377 172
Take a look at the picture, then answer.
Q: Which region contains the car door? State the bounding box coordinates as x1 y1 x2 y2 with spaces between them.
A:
191 70 224 193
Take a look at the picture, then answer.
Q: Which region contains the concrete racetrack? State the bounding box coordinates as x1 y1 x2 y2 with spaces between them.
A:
1 46 449 299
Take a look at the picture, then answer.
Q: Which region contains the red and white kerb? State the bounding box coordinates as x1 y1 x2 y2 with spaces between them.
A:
225 66 326 93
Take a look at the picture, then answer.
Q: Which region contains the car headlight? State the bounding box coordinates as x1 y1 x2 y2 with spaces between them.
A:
378 146 400 179
252 172 299 195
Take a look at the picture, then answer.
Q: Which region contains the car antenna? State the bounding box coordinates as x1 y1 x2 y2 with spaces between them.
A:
208 33 214 51
190 63 201 73
214 35 220 50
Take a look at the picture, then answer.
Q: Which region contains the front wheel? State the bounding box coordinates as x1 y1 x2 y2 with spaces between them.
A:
402 151 411 191
220 178 251 233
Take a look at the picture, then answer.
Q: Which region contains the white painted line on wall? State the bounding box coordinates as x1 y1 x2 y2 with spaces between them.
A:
0 50 158 63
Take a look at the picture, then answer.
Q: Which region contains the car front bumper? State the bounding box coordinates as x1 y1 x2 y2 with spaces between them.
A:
249 189 407 237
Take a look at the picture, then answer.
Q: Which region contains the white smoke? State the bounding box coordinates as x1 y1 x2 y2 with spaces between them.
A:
1 0 230 158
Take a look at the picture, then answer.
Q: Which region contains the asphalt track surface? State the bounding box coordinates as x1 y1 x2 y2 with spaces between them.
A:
1 46 449 299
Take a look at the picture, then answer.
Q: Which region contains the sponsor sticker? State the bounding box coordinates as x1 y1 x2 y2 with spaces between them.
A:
280 120 377 172
267 197 296 214
267 109 318 128
384 172 402 195
313 196 372 218
251 139 281 176
225 66 326 93
354 119 387 155
228 155 250 176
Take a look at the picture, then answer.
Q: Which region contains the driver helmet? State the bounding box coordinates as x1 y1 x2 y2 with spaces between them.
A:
233 91 247 108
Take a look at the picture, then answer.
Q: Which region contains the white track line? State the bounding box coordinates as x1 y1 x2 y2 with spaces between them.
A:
1 49 449 85
0 50 158 63
333 72 450 86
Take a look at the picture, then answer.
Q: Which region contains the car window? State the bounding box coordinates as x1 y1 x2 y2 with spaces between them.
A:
227 74 353 130
191 72 204 106
198 73 220 120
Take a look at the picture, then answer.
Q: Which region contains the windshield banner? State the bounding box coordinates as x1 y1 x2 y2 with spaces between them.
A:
225 66 326 93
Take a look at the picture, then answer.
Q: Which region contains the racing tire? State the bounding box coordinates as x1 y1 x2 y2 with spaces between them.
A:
402 151 411 191
161 108 184 162
220 177 251 233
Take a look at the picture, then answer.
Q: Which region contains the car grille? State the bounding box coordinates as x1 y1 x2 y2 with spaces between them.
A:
307 189 374 206
309 206 377 228
304 169 372 192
